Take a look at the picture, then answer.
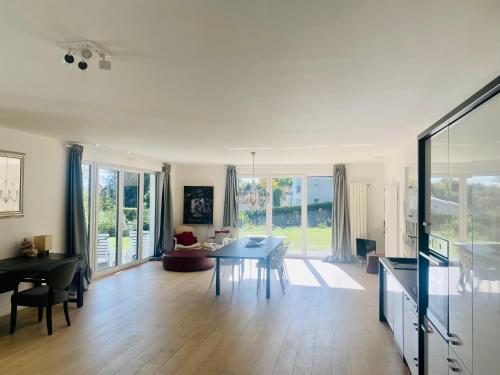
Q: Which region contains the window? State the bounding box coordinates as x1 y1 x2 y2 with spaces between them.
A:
122 172 139 264
237 177 267 237
86 162 158 272
237 174 333 257
272 177 303 253
307 176 333 254
82 163 91 244
97 168 119 271
143 173 156 258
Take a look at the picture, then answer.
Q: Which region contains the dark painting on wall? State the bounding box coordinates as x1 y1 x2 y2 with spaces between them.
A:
183 186 214 225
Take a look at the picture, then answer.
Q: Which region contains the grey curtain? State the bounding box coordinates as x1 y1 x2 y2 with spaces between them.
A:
326 164 352 263
66 144 92 284
155 163 174 256
223 165 239 228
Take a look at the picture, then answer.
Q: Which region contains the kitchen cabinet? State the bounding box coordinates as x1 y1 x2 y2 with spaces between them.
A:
393 281 404 356
379 258 418 373
448 347 472 375
418 77 500 375
423 317 448 375
447 109 473 373
404 293 418 375
385 268 394 330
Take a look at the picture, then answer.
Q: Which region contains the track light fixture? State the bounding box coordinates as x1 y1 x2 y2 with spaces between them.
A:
64 52 74 64
78 60 88 71
57 40 111 71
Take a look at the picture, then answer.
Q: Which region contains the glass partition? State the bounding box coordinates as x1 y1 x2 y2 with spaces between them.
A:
238 177 268 237
142 173 156 258
97 168 119 271
122 172 139 264
272 177 303 253
307 176 333 256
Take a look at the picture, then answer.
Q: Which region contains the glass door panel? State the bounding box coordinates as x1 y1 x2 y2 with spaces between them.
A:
307 176 333 256
272 177 303 254
122 172 139 264
97 168 118 271
237 177 268 237
428 128 450 254
82 163 91 244
142 172 156 258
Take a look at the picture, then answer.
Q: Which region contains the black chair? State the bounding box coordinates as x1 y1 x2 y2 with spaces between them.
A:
10 261 77 336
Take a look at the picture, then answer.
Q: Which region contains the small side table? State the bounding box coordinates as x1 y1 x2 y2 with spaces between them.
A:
367 252 384 274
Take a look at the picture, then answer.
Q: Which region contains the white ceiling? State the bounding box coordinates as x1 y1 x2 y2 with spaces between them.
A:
0 1 498 164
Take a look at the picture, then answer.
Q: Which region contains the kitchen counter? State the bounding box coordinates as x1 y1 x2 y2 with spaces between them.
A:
378 256 419 374
379 257 417 304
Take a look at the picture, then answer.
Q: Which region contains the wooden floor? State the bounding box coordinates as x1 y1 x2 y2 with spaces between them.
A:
0 259 409 375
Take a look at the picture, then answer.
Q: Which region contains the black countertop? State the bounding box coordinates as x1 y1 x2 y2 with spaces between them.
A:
379 257 418 304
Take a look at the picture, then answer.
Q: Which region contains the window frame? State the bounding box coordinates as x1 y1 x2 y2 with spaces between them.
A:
236 172 334 258
83 160 159 278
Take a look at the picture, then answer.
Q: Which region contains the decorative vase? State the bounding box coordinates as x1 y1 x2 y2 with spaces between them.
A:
19 238 37 258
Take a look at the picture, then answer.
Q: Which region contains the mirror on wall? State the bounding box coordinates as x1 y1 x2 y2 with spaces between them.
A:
0 150 24 218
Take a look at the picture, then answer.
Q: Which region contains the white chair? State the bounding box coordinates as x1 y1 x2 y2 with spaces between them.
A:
256 241 289 295
97 233 110 266
174 225 202 250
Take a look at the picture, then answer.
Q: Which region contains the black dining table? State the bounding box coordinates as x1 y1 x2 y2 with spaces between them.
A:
207 236 284 299
0 253 85 307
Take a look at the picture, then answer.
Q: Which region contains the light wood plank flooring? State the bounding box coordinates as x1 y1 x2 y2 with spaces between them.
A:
0 259 409 375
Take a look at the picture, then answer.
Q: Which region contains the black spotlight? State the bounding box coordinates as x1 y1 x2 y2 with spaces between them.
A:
78 60 88 71
64 53 74 64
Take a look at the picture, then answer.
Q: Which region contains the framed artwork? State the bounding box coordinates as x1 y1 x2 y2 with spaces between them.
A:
0 150 24 218
183 186 214 225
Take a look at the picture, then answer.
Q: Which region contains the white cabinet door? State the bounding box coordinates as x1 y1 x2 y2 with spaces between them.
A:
386 271 394 330
423 318 448 375
393 282 404 357
470 93 500 374
403 294 418 375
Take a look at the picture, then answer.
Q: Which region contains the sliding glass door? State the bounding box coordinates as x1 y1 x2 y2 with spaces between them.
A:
142 173 156 259
122 171 139 265
238 177 268 237
237 174 333 257
85 163 158 274
272 177 303 254
97 168 119 271
307 176 333 256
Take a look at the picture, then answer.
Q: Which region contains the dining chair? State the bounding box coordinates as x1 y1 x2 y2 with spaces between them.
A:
256 241 290 295
209 258 243 291
10 261 77 336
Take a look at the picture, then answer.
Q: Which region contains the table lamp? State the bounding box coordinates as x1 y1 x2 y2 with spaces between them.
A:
34 235 53 255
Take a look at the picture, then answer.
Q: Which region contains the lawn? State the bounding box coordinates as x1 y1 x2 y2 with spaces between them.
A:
239 225 331 253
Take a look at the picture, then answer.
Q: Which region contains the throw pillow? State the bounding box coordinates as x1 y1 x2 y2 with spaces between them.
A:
175 231 198 246
214 230 230 245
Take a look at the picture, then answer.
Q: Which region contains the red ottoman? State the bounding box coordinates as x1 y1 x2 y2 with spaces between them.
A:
162 250 215 272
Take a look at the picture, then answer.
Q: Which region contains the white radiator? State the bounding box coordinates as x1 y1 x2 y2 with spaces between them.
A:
349 183 368 255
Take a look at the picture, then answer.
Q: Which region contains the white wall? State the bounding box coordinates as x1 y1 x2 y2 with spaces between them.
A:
0 126 67 316
83 147 163 172
172 164 227 243
384 140 418 256
347 163 386 252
